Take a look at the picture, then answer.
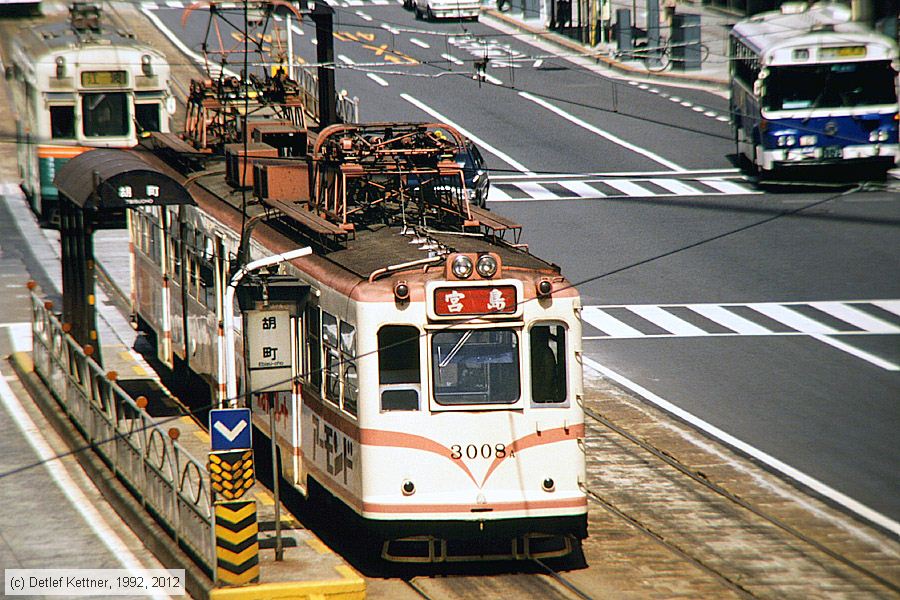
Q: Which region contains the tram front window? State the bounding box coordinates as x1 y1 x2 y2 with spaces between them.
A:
432 329 519 405
82 92 129 137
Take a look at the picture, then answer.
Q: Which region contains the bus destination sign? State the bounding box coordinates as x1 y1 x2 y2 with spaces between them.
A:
433 285 517 316
819 46 866 60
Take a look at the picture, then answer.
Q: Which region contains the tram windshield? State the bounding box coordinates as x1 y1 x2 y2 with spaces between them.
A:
762 60 897 111
82 92 129 137
432 329 519 405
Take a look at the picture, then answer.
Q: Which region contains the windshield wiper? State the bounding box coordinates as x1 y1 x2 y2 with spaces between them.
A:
439 331 473 368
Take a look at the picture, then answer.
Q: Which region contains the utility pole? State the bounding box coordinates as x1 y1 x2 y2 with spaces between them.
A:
311 0 337 128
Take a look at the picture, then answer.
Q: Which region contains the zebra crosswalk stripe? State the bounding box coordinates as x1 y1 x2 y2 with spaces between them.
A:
583 301 900 339
809 302 900 334
488 177 757 202
747 303 839 335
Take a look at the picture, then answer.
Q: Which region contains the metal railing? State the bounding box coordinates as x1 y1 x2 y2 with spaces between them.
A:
30 293 214 573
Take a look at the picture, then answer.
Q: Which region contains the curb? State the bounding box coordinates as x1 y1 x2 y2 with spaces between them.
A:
483 8 728 89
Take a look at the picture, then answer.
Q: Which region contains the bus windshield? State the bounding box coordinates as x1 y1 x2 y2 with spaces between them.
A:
762 60 897 111
432 329 519 405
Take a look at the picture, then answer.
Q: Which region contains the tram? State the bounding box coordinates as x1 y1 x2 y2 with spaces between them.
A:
729 2 899 177
7 2 174 225
129 121 588 561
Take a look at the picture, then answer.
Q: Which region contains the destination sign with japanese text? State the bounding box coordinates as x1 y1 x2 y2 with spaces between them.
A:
433 285 517 316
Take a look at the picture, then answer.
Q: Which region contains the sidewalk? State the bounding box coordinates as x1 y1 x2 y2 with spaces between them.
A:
486 0 736 87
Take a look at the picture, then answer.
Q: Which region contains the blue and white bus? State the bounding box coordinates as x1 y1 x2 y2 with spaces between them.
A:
730 2 899 177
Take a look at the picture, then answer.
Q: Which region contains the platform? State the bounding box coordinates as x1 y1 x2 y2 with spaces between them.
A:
3 184 365 600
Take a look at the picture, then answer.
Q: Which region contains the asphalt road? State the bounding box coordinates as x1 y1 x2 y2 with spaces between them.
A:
53 0 900 530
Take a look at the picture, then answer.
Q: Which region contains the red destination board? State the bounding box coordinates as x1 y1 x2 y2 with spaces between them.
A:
433 285 517 316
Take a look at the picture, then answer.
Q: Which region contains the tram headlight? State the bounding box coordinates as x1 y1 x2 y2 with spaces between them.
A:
55 56 66 79
451 255 473 279
141 54 154 77
475 254 498 278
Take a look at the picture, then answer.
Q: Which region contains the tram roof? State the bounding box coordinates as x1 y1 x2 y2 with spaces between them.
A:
730 2 895 56
15 12 155 59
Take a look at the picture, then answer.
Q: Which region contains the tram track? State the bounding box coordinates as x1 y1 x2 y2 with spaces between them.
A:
581 394 900 598
401 561 595 600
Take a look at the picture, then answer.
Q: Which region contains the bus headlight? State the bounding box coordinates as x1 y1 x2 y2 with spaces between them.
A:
869 130 890 142
799 135 817 146
451 255 473 279
776 135 796 147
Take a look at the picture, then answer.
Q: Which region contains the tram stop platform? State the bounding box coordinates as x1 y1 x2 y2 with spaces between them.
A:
4 187 365 600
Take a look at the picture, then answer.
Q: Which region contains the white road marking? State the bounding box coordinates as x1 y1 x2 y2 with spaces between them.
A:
338 54 355 65
400 94 534 175
698 178 751 194
559 180 604 197
410 37 430 49
811 335 900 371
518 91 687 172
687 304 771 335
441 53 464 66
0 375 172 600
381 24 400 35
601 179 655 196
810 302 900 334
873 300 900 317
367 73 389 86
354 10 373 21
748 303 839 335
481 73 503 85
582 356 900 538
512 182 557 199
652 178 703 195
581 307 643 338
628 306 707 336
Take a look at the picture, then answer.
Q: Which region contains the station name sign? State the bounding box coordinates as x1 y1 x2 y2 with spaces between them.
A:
433 285 517 316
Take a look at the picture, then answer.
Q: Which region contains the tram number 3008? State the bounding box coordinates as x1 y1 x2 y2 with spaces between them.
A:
450 444 514 460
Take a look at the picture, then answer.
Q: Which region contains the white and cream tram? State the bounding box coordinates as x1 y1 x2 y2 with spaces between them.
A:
128 122 588 561
7 2 174 225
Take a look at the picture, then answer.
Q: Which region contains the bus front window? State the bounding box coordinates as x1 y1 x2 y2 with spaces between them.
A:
763 60 897 111
82 92 129 137
432 329 519 405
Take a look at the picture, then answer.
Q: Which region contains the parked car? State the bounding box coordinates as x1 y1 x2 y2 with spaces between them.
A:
412 0 480 21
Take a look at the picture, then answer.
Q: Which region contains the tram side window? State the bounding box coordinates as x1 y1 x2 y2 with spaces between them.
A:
82 92 129 137
306 305 322 392
135 103 161 134
50 105 75 139
322 312 340 407
340 322 358 417
378 325 421 411
530 323 567 404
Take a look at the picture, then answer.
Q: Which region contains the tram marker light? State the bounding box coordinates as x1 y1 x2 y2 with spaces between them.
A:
537 279 553 298
542 478 555 492
394 280 410 303
402 480 416 495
